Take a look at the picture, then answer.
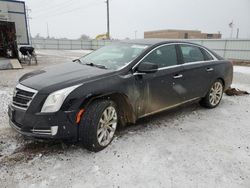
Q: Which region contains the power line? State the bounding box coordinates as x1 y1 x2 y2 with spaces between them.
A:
33 1 100 20
30 0 74 13
32 0 76 16
28 0 111 38
31 0 101 19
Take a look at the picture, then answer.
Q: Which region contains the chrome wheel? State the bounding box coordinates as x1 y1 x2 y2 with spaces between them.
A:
209 82 223 106
97 106 117 147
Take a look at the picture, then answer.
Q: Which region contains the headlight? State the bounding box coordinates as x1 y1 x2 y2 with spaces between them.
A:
41 84 81 113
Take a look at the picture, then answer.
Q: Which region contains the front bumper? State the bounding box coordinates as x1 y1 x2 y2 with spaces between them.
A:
8 105 78 140
9 119 59 139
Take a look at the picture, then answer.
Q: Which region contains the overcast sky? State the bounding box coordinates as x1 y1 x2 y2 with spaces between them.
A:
24 0 250 39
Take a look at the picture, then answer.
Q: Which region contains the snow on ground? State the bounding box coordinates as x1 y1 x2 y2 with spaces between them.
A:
234 66 250 75
0 52 250 188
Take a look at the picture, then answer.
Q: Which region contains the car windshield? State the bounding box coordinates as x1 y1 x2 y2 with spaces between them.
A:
79 43 148 70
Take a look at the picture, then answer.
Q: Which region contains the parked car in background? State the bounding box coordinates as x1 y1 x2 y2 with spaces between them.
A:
8 39 233 152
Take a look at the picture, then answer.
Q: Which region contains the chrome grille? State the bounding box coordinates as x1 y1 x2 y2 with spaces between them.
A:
12 84 38 110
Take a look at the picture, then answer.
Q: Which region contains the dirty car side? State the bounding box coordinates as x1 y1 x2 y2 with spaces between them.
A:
8 40 233 149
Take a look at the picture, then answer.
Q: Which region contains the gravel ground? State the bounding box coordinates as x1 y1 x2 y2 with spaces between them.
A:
0 50 250 188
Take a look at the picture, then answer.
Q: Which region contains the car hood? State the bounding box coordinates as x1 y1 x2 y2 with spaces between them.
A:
19 62 114 92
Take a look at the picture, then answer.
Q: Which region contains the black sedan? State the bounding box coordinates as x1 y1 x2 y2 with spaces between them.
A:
8 40 233 152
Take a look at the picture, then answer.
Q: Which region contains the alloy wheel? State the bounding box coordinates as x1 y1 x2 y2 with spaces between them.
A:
209 82 223 106
97 106 118 146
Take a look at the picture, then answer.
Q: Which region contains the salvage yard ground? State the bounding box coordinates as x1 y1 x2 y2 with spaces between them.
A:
0 50 250 188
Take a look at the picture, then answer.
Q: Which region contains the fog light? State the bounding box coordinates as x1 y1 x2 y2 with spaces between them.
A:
51 126 58 136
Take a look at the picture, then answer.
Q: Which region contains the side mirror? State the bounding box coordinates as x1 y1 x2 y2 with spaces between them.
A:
136 62 158 73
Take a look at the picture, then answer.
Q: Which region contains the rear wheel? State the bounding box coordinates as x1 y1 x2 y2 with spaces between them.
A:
80 100 118 152
200 80 224 108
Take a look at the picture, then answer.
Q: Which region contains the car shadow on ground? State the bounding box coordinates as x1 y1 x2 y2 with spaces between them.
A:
0 101 202 167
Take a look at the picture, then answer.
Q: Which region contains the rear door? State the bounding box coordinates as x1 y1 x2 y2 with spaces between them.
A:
134 44 185 116
178 44 216 100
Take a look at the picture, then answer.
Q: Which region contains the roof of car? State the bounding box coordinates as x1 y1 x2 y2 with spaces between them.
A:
119 39 223 60
120 39 199 46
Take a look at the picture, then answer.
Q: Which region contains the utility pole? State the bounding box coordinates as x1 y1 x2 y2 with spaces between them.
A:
26 6 32 45
236 28 239 39
134 30 137 39
229 20 234 39
230 26 234 39
47 23 49 38
106 0 110 40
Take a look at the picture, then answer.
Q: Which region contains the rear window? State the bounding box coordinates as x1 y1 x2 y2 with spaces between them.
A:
180 45 205 63
201 48 214 61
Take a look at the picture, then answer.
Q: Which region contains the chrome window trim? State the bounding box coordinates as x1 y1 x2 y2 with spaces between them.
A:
158 64 182 71
182 60 217 67
11 84 38 111
179 43 217 64
132 42 218 72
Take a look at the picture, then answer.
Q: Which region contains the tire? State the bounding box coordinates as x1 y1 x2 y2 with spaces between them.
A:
200 79 224 109
80 99 118 152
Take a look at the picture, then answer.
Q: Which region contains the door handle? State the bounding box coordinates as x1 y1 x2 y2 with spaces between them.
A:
173 74 183 79
206 68 214 72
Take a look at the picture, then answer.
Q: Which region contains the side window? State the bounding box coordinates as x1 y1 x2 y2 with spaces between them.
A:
141 45 178 68
201 48 214 61
180 45 205 63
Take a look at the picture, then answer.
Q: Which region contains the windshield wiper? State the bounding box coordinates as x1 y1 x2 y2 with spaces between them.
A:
85 62 107 69
72 58 82 63
74 59 107 69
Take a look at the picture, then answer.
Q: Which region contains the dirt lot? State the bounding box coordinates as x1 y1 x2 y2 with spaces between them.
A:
0 50 250 188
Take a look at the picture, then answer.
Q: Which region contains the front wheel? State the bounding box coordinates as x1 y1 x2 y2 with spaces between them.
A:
200 80 224 108
80 100 118 152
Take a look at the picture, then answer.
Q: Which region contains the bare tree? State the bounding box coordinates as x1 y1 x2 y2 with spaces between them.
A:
79 34 91 40
34 33 45 39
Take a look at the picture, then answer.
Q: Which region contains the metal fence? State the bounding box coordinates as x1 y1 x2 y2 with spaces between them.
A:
188 39 250 61
31 39 92 50
31 39 114 50
31 38 250 61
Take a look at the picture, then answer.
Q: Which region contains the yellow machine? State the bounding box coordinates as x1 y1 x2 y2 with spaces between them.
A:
95 33 109 40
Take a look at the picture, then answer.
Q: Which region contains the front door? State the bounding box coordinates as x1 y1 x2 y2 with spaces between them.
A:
134 44 185 116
